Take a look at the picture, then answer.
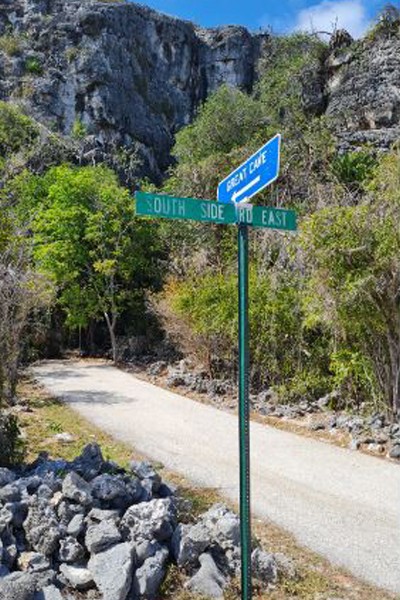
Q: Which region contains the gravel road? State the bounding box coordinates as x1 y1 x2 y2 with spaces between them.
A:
32 360 400 595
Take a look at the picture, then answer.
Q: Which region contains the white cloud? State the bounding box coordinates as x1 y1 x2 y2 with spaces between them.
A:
293 0 370 38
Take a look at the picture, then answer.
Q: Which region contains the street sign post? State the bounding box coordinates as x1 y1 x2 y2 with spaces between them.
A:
136 192 296 231
218 134 281 204
136 135 291 600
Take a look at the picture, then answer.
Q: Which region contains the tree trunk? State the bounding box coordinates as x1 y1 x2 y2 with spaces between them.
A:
104 312 118 364
387 334 400 417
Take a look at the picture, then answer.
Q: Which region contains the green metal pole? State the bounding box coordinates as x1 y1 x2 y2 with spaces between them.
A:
238 222 252 600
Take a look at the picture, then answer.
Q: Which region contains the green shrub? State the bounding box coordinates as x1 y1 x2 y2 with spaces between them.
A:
24 57 43 75
366 4 400 40
0 101 39 156
166 267 331 396
0 413 25 467
72 118 87 139
332 151 377 188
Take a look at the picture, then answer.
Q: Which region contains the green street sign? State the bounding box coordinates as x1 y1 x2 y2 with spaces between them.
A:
135 192 297 232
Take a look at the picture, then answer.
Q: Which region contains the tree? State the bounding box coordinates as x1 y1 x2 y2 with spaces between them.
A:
301 151 400 415
0 210 51 403
17 164 164 362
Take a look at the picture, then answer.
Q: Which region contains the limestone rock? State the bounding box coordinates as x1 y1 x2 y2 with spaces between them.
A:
88 542 134 600
66 513 85 537
131 546 169 600
129 461 161 493
172 522 210 568
90 474 127 502
86 508 120 524
85 520 121 554
58 537 85 564
0 0 265 182
120 498 175 543
0 468 16 489
59 564 93 591
389 445 400 459
23 500 61 556
251 548 278 584
34 585 64 600
18 552 51 573
186 552 226 599
0 571 37 600
62 472 92 507
71 444 104 481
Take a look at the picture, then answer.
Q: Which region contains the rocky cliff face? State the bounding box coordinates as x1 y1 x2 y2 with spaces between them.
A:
325 28 400 151
0 0 399 182
0 0 264 181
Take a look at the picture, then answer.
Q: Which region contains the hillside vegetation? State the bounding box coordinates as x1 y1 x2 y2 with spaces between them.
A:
1 9 400 465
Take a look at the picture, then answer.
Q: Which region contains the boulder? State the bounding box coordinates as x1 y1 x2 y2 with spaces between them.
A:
85 520 121 554
0 566 9 578
71 444 104 481
206 505 240 549
0 484 21 503
251 548 278 584
120 499 175 543
133 540 163 567
62 472 92 507
172 522 210 568
186 553 226 599
66 513 85 537
131 546 169 599
0 469 16 489
36 485 54 501
389 445 400 460
57 501 85 530
0 571 37 600
90 474 127 503
18 552 51 573
129 462 161 493
23 500 61 556
59 564 93 591
58 537 85 564
33 585 63 600
88 542 134 600
274 552 297 581
86 508 120 524
31 458 68 481
172 504 240 572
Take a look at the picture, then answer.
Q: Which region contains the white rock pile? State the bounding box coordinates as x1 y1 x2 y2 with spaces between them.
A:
0 444 294 600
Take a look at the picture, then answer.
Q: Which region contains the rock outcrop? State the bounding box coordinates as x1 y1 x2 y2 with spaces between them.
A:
325 27 400 151
0 0 265 181
0 1 399 180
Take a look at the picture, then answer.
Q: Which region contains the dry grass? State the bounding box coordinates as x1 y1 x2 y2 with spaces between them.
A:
16 374 397 600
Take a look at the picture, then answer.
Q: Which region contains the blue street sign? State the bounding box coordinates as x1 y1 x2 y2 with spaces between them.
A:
218 134 281 204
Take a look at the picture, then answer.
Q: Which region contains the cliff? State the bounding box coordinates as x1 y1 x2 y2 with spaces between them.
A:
0 0 399 181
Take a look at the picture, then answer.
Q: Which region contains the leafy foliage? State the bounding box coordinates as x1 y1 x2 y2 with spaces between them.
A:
72 119 88 139
0 413 25 467
16 165 164 361
0 102 39 157
153 31 400 414
173 85 265 164
332 151 377 189
24 57 43 75
367 3 400 40
301 150 400 412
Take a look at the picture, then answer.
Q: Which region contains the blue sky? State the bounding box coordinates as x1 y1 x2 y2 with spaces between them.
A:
135 0 390 38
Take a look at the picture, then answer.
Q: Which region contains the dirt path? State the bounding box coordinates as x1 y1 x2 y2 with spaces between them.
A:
32 360 400 596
